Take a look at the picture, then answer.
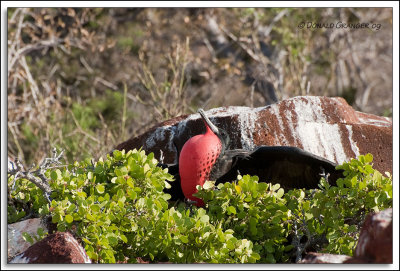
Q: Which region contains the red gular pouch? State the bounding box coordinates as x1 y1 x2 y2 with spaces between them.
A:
179 112 222 208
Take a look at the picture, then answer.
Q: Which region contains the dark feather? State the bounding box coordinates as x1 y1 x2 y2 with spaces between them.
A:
216 146 343 190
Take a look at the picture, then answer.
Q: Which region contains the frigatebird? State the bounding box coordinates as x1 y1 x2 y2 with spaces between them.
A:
160 109 344 204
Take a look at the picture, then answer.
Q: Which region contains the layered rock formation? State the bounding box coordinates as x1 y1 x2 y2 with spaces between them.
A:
114 96 392 174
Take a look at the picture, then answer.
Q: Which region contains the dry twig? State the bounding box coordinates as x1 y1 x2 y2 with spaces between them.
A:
8 148 65 203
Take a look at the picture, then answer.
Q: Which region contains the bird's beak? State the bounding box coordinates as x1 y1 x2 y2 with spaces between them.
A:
198 108 220 134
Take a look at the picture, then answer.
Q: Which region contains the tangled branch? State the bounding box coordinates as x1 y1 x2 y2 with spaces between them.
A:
8 148 65 203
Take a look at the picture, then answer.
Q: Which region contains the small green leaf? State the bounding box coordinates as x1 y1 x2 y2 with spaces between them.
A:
86 213 95 221
113 150 122 160
95 165 103 174
179 235 189 243
227 206 237 215
120 234 128 243
50 170 59 181
52 213 63 223
276 188 284 198
161 193 171 200
126 178 134 188
143 163 150 173
22 232 34 245
200 214 209 223
364 153 373 163
77 191 87 200
96 184 105 194
272 183 280 191
127 190 137 200
107 235 118 246
67 203 76 213
65 214 74 223
90 204 100 213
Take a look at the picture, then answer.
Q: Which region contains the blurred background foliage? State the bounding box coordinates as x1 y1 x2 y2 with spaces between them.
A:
7 7 393 165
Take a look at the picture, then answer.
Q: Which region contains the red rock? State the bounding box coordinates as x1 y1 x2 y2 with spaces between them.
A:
347 208 393 263
9 232 91 264
300 252 352 263
114 96 392 174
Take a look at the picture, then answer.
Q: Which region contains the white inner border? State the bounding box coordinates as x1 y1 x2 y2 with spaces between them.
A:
1 1 398 270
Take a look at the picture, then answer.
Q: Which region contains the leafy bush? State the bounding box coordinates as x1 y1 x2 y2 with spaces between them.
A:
7 150 392 263
7 175 49 224
10 149 258 263
195 153 392 262
196 176 291 263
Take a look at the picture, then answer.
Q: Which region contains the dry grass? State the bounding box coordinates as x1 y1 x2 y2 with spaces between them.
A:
7 7 393 166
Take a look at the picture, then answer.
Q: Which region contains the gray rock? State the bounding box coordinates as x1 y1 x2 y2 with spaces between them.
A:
8 218 47 260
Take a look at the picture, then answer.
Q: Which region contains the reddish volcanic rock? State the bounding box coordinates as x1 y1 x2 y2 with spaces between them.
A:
304 209 393 264
9 232 91 264
114 96 392 173
346 208 393 264
300 252 352 263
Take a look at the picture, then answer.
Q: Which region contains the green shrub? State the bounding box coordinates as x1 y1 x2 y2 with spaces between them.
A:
7 175 49 224
7 151 392 263
196 153 392 262
10 149 258 263
195 176 291 263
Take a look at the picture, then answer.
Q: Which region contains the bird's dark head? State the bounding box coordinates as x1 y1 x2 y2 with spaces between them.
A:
198 108 230 152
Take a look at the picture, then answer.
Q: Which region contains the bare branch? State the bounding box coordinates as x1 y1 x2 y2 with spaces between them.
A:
8 38 64 76
8 148 65 203
219 25 262 63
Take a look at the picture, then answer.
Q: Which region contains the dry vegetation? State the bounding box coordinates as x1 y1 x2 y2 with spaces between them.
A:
7 7 393 166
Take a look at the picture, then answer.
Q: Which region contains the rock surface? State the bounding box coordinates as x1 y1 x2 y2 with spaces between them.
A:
114 96 392 174
301 208 393 264
7 218 47 260
300 252 352 263
9 232 91 264
345 208 393 263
